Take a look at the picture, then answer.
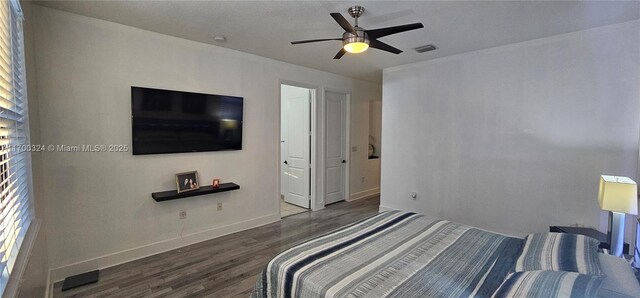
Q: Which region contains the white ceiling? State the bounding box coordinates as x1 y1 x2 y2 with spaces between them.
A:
32 1 640 83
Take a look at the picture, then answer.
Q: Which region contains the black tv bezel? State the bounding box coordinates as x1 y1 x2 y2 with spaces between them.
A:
131 86 244 155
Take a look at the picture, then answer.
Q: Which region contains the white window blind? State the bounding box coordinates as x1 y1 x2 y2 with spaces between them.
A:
0 0 32 294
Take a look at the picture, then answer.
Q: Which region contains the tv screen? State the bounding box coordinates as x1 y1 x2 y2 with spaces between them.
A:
131 87 243 155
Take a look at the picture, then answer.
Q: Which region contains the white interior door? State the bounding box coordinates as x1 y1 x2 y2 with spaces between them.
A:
282 85 310 209
280 96 288 199
325 91 347 205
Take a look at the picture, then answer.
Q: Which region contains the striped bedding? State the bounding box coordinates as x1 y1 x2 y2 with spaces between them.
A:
515 233 603 275
492 271 604 298
252 211 523 298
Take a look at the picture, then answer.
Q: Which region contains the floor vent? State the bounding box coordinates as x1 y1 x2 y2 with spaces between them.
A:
414 44 437 53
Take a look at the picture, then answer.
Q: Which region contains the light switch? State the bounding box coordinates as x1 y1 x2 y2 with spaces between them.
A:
352 146 357 152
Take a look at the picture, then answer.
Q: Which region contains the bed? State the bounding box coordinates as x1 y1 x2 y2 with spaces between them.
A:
252 210 640 298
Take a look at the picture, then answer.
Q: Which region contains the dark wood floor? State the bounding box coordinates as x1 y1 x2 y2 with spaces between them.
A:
53 196 380 297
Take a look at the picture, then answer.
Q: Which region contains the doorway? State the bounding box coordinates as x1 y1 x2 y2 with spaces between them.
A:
324 90 349 205
280 84 314 217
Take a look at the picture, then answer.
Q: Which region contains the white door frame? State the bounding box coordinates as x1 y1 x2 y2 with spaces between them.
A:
278 80 318 213
322 88 351 205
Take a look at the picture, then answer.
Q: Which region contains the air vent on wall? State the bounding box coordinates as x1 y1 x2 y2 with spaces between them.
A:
414 44 437 53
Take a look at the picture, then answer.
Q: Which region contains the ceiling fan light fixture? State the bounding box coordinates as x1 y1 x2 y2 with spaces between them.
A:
290 5 424 59
343 31 369 54
344 41 369 53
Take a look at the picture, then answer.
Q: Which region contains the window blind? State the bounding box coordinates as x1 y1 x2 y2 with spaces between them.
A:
0 0 32 294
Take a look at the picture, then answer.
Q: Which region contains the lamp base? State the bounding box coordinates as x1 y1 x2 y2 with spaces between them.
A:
609 212 626 257
634 218 639 269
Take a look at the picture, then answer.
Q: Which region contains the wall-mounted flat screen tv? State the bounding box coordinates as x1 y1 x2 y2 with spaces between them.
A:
131 87 243 155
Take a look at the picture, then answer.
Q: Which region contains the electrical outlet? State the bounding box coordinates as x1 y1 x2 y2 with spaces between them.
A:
351 146 357 152
179 210 187 219
217 202 223 211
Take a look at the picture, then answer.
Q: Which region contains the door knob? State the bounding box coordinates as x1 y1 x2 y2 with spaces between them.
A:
284 160 288 165
342 160 346 163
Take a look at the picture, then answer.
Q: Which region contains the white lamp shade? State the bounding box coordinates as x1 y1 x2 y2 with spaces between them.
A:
598 175 638 215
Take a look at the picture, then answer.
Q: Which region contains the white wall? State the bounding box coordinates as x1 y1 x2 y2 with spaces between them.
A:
349 83 383 200
27 5 381 281
381 21 640 245
370 100 382 157
347 99 382 201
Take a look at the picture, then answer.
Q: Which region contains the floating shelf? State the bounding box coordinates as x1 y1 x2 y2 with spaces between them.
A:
152 182 240 202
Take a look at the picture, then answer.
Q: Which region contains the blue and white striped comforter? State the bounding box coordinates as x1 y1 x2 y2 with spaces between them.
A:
253 211 523 298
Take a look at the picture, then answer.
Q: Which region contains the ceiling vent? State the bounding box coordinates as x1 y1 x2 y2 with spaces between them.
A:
414 44 437 53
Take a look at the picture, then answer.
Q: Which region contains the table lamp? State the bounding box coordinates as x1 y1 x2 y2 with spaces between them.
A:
598 175 638 257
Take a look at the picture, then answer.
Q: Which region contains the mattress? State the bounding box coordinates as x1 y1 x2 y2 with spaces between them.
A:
252 211 523 298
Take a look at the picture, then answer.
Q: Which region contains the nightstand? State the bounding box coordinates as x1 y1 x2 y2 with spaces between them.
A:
549 226 629 255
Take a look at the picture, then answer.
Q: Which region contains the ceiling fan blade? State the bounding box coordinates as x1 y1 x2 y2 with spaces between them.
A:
330 13 356 34
365 23 424 39
291 38 342 45
333 48 347 59
369 40 402 54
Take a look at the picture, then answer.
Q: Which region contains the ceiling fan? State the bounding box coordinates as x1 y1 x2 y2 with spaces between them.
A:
291 6 424 59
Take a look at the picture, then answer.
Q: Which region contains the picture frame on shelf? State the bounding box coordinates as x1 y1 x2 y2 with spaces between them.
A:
176 171 199 193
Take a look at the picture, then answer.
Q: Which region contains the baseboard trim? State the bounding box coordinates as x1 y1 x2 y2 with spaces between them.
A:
379 205 400 212
348 188 380 202
50 213 281 282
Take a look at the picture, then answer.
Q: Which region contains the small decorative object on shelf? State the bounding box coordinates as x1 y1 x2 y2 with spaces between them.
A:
175 171 199 193
212 179 220 188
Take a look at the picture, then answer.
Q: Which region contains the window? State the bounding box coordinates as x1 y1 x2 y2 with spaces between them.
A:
0 0 32 294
